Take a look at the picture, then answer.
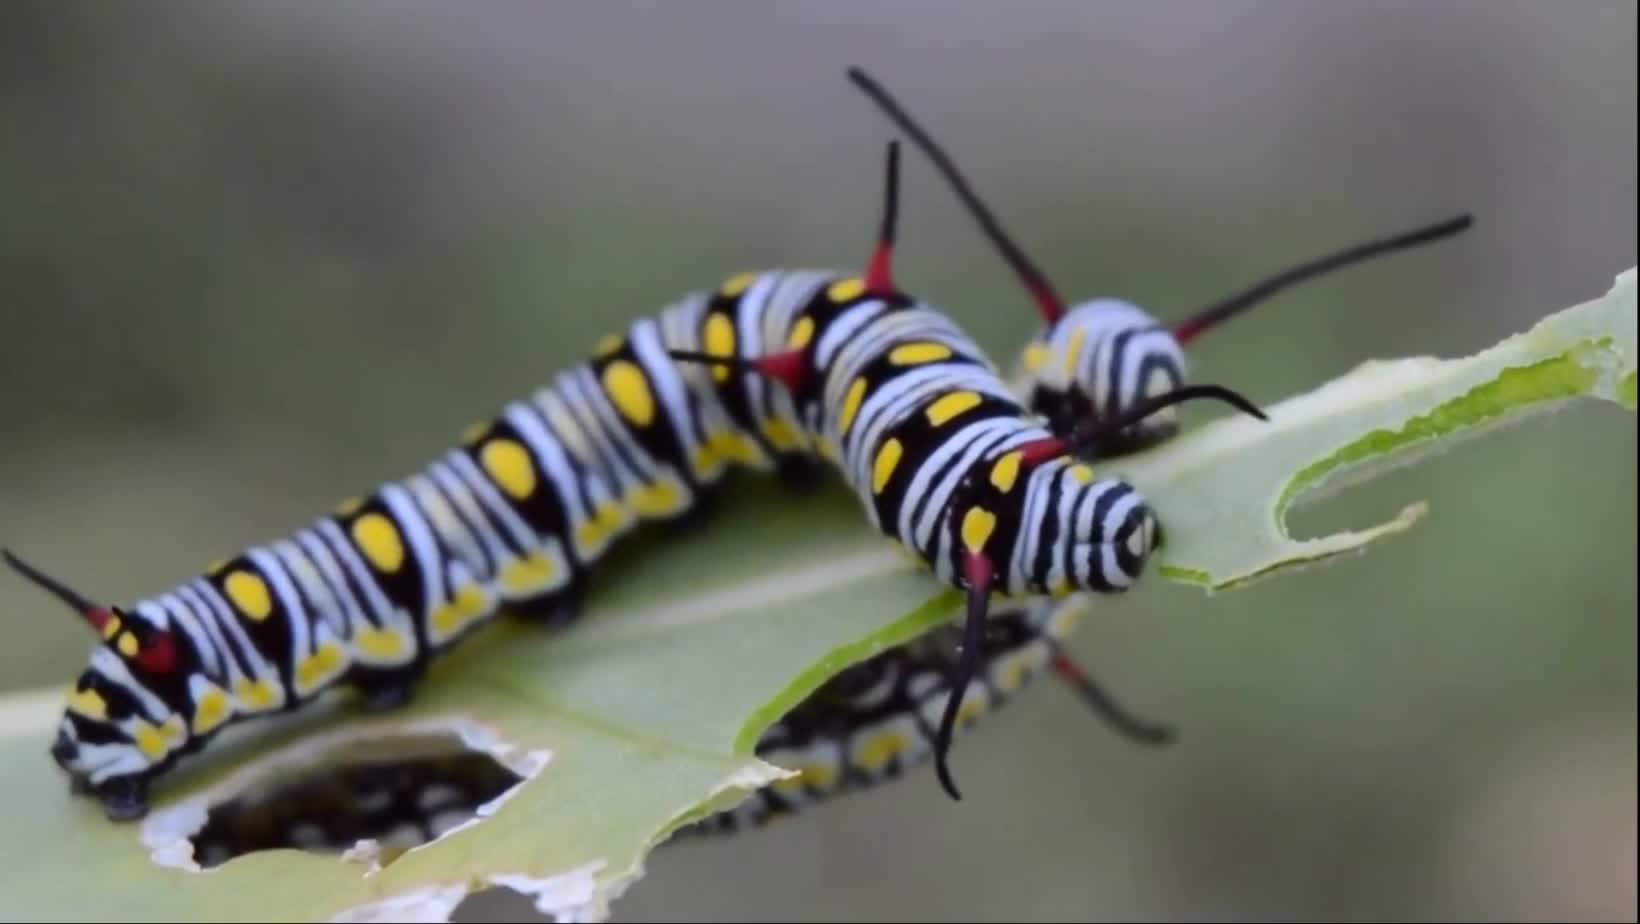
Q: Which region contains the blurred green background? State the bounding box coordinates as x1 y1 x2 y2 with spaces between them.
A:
1 3 1633 921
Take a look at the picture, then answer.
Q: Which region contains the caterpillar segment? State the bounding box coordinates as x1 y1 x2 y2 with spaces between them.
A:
2 144 910 824
846 66 1474 457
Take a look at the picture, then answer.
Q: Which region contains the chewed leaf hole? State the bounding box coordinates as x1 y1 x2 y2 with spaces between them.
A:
188 733 523 870
140 716 551 874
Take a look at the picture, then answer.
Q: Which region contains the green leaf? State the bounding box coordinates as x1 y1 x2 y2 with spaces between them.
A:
0 268 1631 922
1132 266 1637 591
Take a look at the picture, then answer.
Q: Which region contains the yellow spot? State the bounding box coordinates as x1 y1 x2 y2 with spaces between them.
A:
100 613 121 641
335 497 364 516
1064 326 1087 377
839 377 868 435
192 684 232 736
708 429 762 465
67 687 106 720
1022 342 1050 374
955 689 989 727
432 584 490 638
355 625 409 660
1069 464 1095 484
888 341 952 366
134 721 170 760
872 438 903 494
826 276 865 302
627 479 686 517
799 762 838 790
116 632 138 658
574 500 628 554
499 552 559 596
854 731 908 773
772 762 839 796
762 416 803 452
703 313 736 383
1052 579 1075 598
1049 600 1087 639
689 442 719 477
352 513 405 574
575 520 606 554
995 653 1034 694
235 677 281 711
295 640 347 695
926 390 982 426
961 507 996 553
989 450 1023 492
602 360 655 428
459 420 489 446
593 333 623 357
133 715 186 761
480 438 537 501
787 316 814 349
816 436 840 463
225 570 273 622
720 271 756 296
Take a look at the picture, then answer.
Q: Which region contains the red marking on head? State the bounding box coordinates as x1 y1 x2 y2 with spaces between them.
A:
1171 316 1209 346
863 242 895 295
961 548 992 591
1017 437 1069 467
751 350 810 392
1050 652 1087 686
1026 280 1065 325
83 606 114 635
134 631 178 675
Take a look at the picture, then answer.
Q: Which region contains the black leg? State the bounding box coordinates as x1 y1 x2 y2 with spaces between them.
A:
507 579 586 631
352 667 422 713
777 455 826 495
100 776 150 822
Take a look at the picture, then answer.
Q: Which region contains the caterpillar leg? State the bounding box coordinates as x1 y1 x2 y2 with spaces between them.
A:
506 578 587 631
352 665 425 713
777 455 826 495
99 775 150 823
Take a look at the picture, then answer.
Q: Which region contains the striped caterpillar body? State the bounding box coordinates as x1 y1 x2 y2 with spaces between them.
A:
847 68 1475 459
680 592 1168 837
7 134 1264 825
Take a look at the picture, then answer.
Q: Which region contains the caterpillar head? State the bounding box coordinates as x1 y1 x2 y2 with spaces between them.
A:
5 549 197 822
846 65 1474 458
1020 298 1189 457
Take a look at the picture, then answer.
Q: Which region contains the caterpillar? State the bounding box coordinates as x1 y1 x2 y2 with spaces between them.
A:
846 67 1475 458
6 132 1263 825
677 592 1166 838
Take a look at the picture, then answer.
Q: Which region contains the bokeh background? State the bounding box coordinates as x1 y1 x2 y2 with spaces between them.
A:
1 3 1634 921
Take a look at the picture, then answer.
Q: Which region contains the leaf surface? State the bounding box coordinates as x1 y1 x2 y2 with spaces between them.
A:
0 268 1631 922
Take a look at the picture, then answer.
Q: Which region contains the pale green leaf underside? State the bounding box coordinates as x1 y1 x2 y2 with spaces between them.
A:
1132 266 1636 590
0 268 1631 922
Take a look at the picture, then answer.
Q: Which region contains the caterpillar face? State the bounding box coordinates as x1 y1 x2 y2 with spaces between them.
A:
1020 299 1188 457
1012 456 1160 597
50 607 203 821
1070 475 1160 594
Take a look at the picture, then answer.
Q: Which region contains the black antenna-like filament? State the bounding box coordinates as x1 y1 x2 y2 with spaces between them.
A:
847 66 1067 325
1066 383 1267 456
864 140 899 293
1173 214 1474 344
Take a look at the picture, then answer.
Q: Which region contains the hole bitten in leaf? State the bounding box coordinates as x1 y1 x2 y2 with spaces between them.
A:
141 717 548 873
